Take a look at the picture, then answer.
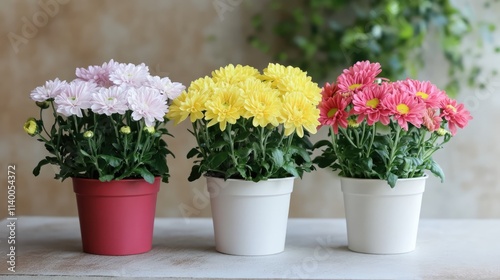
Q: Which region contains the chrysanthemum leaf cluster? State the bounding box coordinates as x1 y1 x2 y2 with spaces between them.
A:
24 60 185 183
168 63 321 182
314 61 472 188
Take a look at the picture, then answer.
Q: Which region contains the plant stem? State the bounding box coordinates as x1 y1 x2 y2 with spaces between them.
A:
387 124 401 175
366 124 376 157
259 126 267 163
226 123 239 171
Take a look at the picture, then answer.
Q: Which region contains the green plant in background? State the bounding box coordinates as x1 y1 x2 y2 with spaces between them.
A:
249 0 496 95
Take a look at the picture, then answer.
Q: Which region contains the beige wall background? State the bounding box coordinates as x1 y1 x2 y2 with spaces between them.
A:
1 0 499 219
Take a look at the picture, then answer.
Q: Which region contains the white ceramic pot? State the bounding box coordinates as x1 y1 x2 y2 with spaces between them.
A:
206 176 294 256
341 175 427 254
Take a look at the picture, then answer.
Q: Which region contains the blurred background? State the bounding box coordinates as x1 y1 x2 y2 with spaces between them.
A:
2 0 499 219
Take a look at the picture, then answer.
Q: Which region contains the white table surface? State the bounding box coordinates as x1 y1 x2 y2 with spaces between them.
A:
1 217 499 279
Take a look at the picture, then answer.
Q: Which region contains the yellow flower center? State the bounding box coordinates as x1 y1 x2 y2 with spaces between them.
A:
396 103 410 115
348 83 362 90
446 104 457 113
327 108 338 118
416 91 429 99
366 98 379 109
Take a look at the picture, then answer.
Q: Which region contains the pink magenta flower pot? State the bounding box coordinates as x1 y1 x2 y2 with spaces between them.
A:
72 177 160 255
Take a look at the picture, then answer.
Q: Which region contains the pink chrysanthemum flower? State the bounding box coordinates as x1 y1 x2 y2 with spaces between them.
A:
146 75 186 100
54 80 95 117
91 86 129 116
336 60 381 95
127 87 168 127
440 97 472 135
76 59 119 88
352 83 391 126
422 108 442 132
318 94 349 134
396 79 445 108
30 78 67 102
110 63 150 88
382 90 426 131
321 82 340 101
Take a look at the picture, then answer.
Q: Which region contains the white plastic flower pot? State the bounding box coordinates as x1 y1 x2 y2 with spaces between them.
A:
341 175 427 254
206 176 294 256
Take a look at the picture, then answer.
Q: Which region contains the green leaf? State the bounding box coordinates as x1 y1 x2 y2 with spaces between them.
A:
312 139 332 150
187 148 201 159
271 149 284 168
208 152 229 170
33 159 50 176
99 175 114 182
283 163 300 178
387 172 398 188
429 159 445 182
79 149 92 158
98 155 122 167
188 165 202 182
138 167 155 184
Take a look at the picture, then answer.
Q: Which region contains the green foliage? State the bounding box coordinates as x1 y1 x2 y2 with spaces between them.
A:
249 0 488 95
313 122 451 188
31 102 172 183
187 118 315 182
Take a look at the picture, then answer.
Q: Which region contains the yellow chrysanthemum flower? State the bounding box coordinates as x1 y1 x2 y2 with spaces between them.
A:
280 92 320 138
205 84 244 131
167 90 209 125
239 78 282 127
211 64 260 84
262 63 322 104
187 76 216 92
262 63 308 86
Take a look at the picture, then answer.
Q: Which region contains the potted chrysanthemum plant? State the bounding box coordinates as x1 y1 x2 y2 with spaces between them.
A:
313 61 472 254
168 63 321 255
24 60 185 255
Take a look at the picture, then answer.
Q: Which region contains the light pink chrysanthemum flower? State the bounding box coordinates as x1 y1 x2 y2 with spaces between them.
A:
54 80 96 117
336 60 381 95
127 87 168 127
30 78 67 102
91 86 129 116
110 63 150 88
318 94 349 134
422 108 442 132
440 97 472 135
146 75 186 100
381 90 426 131
396 79 445 109
352 83 391 126
76 59 119 88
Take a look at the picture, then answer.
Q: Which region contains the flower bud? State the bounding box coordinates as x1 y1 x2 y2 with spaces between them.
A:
120 126 131 134
436 128 448 136
23 118 38 136
35 101 50 109
83 131 94 138
144 126 155 134
348 119 360 128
